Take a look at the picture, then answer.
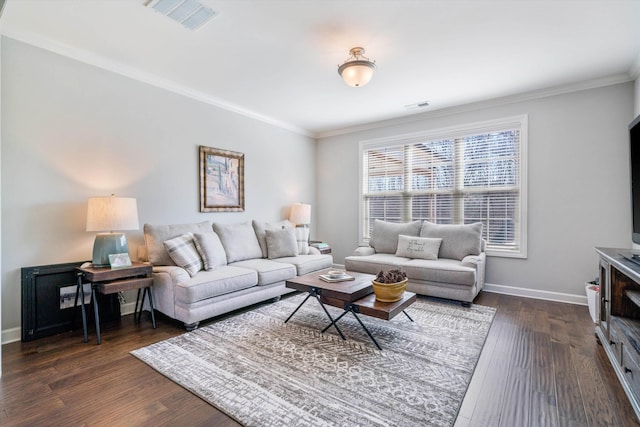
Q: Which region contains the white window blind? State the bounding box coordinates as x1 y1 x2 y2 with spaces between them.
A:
360 115 527 258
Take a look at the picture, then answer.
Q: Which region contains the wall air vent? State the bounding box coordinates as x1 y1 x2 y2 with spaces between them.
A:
146 0 217 31
404 101 430 110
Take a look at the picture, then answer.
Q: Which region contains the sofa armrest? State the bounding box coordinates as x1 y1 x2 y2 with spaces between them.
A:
308 246 320 255
152 265 190 285
461 252 485 268
353 246 375 256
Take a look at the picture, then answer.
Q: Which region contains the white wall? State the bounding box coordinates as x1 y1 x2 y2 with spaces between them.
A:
317 82 635 298
1 37 317 335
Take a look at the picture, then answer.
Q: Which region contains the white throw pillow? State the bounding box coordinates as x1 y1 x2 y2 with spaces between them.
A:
265 228 299 259
252 219 293 258
294 227 310 255
193 232 227 270
420 221 483 260
395 235 442 260
213 221 263 263
163 233 203 277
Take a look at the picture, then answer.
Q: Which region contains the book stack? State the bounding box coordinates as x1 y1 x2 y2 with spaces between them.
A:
310 242 331 254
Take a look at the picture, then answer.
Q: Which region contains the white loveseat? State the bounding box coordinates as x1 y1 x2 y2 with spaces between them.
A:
345 220 486 306
141 220 332 330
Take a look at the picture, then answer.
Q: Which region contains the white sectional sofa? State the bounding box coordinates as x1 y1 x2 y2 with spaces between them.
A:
141 220 332 330
345 220 486 306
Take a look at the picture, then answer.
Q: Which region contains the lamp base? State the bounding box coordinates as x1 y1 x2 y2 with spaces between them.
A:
92 233 129 267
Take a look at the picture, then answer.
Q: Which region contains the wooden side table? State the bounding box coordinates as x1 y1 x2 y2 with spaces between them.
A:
75 263 155 344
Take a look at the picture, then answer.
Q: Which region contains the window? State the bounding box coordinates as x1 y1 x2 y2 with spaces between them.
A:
359 115 527 258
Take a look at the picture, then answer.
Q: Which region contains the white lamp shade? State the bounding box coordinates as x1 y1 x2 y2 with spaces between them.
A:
289 203 311 225
86 196 139 232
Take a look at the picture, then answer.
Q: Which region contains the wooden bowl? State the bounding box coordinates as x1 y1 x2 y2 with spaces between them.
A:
372 278 408 302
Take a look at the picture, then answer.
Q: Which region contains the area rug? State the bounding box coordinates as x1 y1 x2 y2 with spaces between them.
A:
132 294 495 427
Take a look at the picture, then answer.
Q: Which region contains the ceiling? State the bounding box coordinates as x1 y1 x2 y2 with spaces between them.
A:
2 0 640 137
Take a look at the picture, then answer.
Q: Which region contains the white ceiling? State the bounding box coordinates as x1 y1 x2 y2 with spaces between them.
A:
2 0 640 137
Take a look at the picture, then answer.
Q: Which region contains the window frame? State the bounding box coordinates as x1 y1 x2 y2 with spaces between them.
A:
358 115 528 259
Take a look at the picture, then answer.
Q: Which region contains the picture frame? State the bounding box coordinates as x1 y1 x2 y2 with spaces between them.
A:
199 145 245 212
108 253 132 269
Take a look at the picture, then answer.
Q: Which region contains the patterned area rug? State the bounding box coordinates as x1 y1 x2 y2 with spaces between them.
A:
132 294 495 427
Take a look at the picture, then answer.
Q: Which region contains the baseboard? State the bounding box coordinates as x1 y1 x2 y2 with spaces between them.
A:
2 327 21 345
483 282 588 305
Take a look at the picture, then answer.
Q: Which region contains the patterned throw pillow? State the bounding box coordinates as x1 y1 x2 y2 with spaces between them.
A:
193 232 227 271
163 233 203 277
294 226 310 255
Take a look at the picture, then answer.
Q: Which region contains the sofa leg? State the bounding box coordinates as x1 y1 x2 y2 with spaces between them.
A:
461 301 472 308
185 321 200 332
271 296 281 303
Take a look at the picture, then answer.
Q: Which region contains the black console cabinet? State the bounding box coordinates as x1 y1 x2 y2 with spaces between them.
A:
595 247 640 420
21 261 120 341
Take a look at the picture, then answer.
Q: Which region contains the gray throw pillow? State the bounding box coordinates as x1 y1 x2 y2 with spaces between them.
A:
395 235 442 260
420 221 483 260
369 220 422 254
193 232 227 270
213 221 263 263
265 228 299 259
252 220 293 258
162 233 203 277
144 221 212 266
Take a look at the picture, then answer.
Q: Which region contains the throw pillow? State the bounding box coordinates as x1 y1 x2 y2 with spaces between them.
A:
420 221 483 261
143 221 212 266
265 228 299 259
252 220 294 258
213 221 263 263
395 235 442 260
162 233 203 277
369 220 422 254
294 226 310 255
193 232 227 270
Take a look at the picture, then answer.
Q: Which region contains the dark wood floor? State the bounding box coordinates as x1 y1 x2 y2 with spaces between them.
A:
0 292 638 426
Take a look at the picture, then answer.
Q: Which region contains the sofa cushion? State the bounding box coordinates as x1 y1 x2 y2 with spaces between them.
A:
344 253 411 275
265 227 298 259
273 254 333 276
294 227 310 255
420 221 483 261
395 235 442 260
193 232 227 270
369 220 422 254
163 233 203 277
403 258 476 286
174 266 258 304
144 221 212 266
213 221 263 263
252 220 293 258
230 259 296 285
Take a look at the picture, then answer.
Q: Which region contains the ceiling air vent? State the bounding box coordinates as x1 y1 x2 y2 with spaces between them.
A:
404 101 430 111
147 0 217 31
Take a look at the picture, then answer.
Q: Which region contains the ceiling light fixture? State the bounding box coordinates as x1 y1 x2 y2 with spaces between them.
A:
338 47 376 88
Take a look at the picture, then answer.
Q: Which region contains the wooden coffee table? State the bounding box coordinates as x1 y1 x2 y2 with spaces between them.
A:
285 269 416 350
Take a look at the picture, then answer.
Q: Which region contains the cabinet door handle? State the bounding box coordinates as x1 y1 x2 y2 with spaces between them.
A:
625 367 632 374
610 340 616 345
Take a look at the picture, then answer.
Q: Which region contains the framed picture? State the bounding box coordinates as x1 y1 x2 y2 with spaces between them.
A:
108 253 132 269
199 146 245 212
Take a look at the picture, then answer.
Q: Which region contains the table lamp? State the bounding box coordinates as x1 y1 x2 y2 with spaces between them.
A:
289 203 311 227
86 195 139 267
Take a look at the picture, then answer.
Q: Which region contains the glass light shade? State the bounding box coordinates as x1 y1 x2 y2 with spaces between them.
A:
289 203 311 225
338 61 376 87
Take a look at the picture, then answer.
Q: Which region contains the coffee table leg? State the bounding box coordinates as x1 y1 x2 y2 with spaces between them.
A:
403 310 414 322
321 309 350 333
349 308 382 351
284 293 313 323
313 296 346 340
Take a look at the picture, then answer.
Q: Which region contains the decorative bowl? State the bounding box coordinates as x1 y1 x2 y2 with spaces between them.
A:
372 278 408 302
327 270 345 279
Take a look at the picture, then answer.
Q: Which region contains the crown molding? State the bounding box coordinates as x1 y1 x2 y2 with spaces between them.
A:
315 73 634 139
0 29 313 138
